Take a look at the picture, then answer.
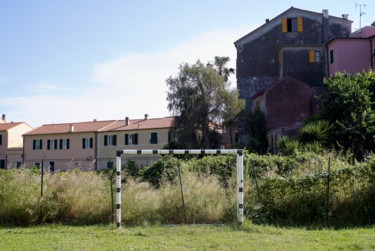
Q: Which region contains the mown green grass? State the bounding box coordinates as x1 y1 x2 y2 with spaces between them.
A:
0 222 374 250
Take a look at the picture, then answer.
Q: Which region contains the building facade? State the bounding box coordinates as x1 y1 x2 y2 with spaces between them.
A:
0 121 33 169
22 116 174 172
328 24 375 75
234 7 352 144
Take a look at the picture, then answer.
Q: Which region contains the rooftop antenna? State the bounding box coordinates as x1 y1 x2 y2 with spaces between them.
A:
355 1 366 29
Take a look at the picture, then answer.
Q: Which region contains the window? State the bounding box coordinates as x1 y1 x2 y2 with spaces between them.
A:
104 135 117 146
150 132 158 144
0 134 2 145
107 161 114 169
82 137 93 149
0 159 5 169
373 49 375 62
282 17 303 32
49 161 55 172
16 162 22 168
125 133 138 145
34 162 40 168
60 139 70 150
330 49 334 64
47 139 58 150
33 139 43 150
309 50 320 63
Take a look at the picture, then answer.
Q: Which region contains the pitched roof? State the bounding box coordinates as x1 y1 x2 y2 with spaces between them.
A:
24 120 117 136
0 122 24 131
103 117 174 132
235 7 352 46
23 117 175 136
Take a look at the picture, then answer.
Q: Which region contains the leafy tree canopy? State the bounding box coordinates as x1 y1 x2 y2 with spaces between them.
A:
166 58 244 149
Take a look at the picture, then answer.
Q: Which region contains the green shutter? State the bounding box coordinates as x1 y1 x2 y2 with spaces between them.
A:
54 139 57 150
40 140 43 149
67 139 70 149
47 140 50 150
33 140 36 150
151 132 157 144
104 135 108 146
0 135 2 145
90 138 93 148
82 138 86 149
113 135 117 146
60 139 63 149
125 134 129 145
134 134 138 145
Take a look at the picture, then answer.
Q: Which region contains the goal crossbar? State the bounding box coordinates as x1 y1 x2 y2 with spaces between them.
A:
115 149 244 228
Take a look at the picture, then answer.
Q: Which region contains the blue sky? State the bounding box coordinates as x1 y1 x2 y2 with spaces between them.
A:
1 0 374 127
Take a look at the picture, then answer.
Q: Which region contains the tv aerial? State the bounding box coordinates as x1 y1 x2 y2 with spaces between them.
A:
355 1 366 29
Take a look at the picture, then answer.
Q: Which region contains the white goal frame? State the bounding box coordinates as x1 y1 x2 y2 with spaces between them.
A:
115 149 244 228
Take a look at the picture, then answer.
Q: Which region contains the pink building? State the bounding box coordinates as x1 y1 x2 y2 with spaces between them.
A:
0 116 33 169
23 116 175 172
328 24 375 75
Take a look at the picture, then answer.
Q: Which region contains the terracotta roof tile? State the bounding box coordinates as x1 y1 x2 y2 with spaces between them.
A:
0 122 23 131
24 120 117 136
23 117 175 136
103 117 174 132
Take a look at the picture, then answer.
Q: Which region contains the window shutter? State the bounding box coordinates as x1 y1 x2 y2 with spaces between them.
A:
281 18 287 32
47 140 50 150
297 17 303 32
33 140 36 150
104 135 108 146
125 134 129 145
60 139 63 149
330 49 334 64
113 135 117 146
54 139 57 149
40 140 43 149
134 134 138 145
0 135 2 145
90 138 93 148
67 139 70 149
82 138 86 149
309 50 315 63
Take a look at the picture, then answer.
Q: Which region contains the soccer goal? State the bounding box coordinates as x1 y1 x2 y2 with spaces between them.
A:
115 149 244 228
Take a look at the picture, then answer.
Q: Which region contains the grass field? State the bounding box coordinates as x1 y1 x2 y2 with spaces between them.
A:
0 222 374 250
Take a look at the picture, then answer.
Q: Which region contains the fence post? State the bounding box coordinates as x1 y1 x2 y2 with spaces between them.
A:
116 153 122 228
326 157 331 226
177 159 187 223
39 159 44 223
252 161 261 203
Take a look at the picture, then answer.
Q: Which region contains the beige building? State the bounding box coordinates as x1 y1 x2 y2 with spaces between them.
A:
98 115 174 169
0 119 33 169
23 116 174 171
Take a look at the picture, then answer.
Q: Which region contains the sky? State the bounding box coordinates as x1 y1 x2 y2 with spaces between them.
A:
1 0 374 127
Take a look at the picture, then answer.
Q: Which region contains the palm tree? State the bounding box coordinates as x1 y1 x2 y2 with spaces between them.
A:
212 56 235 82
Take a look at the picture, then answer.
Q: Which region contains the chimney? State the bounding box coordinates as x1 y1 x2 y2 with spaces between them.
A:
322 9 330 43
144 114 149 120
265 19 269 23
93 119 97 122
125 117 129 126
342 14 349 20
2 114 6 122
69 124 74 132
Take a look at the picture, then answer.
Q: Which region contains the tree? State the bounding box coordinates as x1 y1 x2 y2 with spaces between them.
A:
211 56 235 82
166 59 244 149
321 70 375 159
245 108 268 154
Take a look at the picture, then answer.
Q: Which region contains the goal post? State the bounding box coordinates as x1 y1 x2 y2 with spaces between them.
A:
115 149 244 228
